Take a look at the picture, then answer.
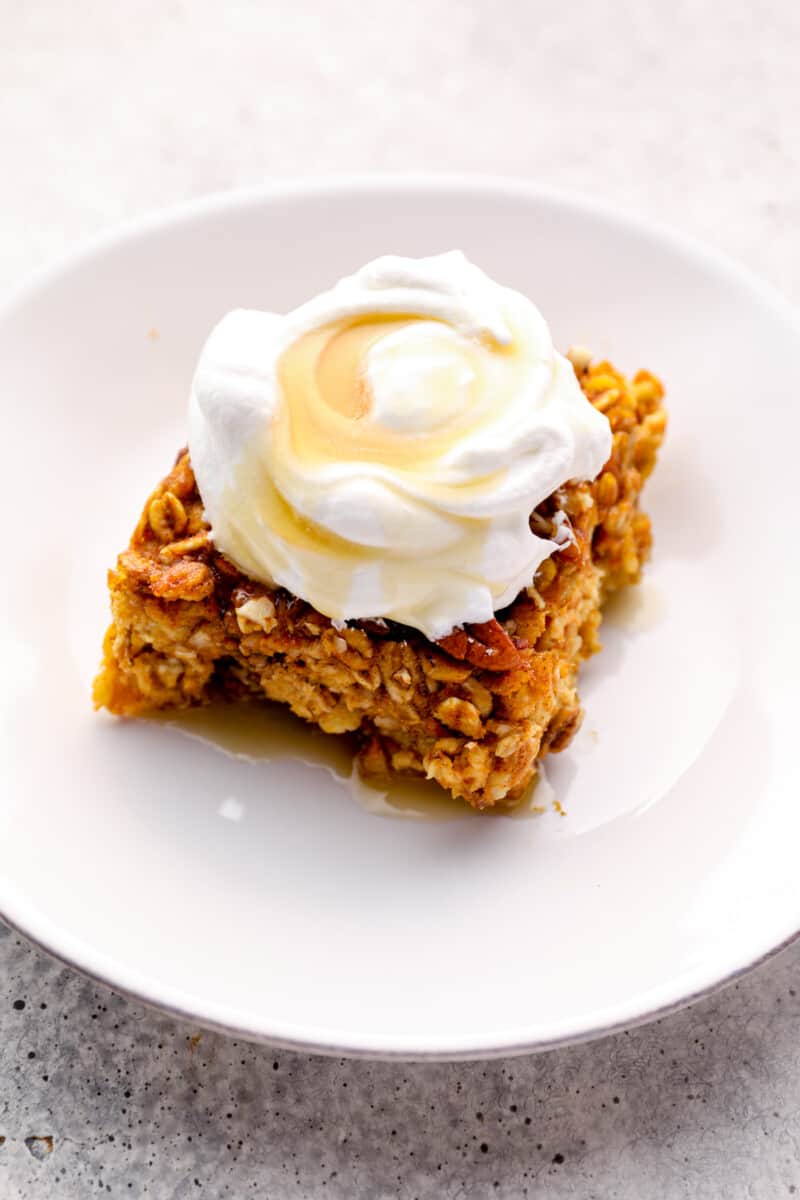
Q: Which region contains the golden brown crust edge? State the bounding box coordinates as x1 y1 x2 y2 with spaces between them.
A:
93 359 666 808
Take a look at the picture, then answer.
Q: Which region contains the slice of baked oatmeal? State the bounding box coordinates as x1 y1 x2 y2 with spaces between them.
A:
94 357 665 809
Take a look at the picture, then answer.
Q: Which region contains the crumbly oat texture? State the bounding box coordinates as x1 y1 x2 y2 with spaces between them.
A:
94 358 666 809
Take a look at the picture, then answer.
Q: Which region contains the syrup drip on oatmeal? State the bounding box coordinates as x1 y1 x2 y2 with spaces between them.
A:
153 701 544 822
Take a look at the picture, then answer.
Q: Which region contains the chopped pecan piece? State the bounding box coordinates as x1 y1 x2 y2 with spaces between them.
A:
437 619 523 672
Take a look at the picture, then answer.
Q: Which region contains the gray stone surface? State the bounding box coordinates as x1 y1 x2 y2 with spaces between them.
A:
2 928 800 1197
2 1 800 1195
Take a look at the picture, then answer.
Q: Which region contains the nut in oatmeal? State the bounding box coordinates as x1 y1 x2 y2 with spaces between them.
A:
235 595 277 634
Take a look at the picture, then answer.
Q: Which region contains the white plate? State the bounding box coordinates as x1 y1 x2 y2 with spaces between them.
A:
1 176 799 1060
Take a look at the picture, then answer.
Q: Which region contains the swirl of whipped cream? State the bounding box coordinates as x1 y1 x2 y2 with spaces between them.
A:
188 252 611 639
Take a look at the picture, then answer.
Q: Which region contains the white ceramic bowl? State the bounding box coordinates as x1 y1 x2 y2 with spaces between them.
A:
1 176 799 1059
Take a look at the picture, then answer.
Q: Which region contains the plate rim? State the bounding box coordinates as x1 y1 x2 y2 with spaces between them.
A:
2 172 800 1060
2 895 798 1062
3 171 800 337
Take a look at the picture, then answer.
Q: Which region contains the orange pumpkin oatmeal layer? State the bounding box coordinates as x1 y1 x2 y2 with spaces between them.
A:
94 355 666 809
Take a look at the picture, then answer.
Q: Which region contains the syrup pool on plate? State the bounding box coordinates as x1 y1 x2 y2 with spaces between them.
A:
601 579 666 633
153 701 544 821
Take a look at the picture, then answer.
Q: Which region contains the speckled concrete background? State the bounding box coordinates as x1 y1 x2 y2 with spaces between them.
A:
3 930 800 1197
2 1 799 1196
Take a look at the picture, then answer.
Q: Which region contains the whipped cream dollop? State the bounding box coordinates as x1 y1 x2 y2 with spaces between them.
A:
188 252 612 640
